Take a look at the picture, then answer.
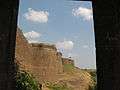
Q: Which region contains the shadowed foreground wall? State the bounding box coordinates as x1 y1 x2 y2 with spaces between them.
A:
0 0 19 90
92 0 120 90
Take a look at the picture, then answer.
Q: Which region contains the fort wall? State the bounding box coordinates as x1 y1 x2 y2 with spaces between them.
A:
15 28 65 83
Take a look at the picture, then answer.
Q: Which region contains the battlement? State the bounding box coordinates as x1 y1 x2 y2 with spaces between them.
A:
31 43 57 51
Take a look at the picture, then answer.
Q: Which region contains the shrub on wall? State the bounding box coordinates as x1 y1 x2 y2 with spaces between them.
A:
16 70 41 90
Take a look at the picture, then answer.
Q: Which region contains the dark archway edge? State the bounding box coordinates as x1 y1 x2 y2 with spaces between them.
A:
0 0 19 90
92 0 119 90
0 0 119 90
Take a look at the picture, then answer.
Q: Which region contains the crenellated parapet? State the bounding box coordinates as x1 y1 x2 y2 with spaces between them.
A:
31 43 57 51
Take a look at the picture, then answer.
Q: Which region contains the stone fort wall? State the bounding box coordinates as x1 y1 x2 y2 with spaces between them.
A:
30 43 63 82
15 28 75 83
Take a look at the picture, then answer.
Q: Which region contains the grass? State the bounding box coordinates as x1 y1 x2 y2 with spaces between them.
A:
63 64 75 73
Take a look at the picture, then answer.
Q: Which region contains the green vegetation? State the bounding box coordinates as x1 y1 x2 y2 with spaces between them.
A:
16 70 41 90
82 69 97 90
63 64 75 72
89 70 97 84
89 84 97 90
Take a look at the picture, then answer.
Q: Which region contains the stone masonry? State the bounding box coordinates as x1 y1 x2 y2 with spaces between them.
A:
15 28 75 83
